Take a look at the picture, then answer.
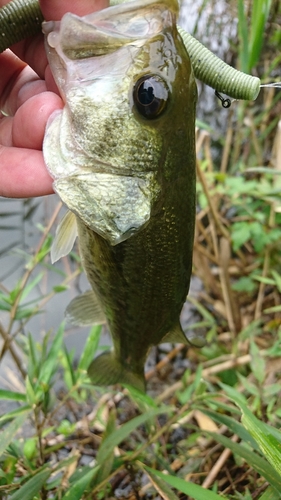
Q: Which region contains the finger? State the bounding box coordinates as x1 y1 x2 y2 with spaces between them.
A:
9 0 110 78
12 91 63 149
40 0 109 20
0 146 54 197
0 51 42 115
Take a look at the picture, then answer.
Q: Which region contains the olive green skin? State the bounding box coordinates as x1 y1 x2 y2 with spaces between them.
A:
75 44 197 380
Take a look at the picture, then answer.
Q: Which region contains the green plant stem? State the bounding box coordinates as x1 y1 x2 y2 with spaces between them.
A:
0 321 26 377
34 407 44 466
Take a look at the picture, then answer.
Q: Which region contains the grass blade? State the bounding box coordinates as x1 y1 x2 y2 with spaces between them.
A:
0 413 30 457
38 322 65 386
237 0 249 72
143 466 225 499
240 403 281 476
0 390 26 402
207 432 281 493
258 486 281 500
96 407 172 464
249 0 272 70
62 345 77 387
61 466 100 500
142 466 178 500
78 325 102 371
0 405 32 426
201 408 259 451
9 468 51 500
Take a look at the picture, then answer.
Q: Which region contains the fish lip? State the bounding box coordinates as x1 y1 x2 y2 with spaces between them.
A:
75 159 134 177
79 158 117 174
74 155 150 177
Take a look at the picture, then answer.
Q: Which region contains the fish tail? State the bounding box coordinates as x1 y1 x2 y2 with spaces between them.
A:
87 352 146 393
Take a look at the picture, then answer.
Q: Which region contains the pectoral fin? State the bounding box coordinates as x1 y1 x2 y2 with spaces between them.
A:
88 351 145 393
51 210 77 263
65 290 106 326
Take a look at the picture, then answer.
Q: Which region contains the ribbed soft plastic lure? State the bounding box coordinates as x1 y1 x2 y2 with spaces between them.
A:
0 0 261 101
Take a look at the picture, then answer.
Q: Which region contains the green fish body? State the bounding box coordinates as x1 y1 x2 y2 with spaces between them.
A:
43 0 198 392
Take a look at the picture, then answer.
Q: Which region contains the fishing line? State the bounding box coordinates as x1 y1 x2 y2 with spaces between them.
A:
260 83 281 89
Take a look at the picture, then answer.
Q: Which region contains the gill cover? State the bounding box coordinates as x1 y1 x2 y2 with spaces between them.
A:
43 0 179 245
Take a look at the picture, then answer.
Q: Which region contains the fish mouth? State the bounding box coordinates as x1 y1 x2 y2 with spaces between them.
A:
68 156 144 178
43 0 179 60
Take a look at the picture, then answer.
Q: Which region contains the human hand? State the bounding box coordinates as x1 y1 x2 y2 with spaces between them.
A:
0 0 109 198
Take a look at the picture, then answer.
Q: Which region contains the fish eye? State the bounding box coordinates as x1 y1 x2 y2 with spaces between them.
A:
133 74 169 119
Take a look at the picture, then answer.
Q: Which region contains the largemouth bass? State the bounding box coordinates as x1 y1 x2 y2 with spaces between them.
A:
43 0 199 392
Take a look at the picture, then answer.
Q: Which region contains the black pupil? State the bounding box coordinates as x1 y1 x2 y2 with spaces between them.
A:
133 74 168 119
138 81 155 106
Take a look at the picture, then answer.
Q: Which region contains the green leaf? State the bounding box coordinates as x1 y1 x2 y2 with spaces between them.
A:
237 373 260 397
61 466 100 500
231 276 256 293
258 485 281 500
27 332 39 380
143 466 225 499
254 276 275 286
143 467 179 500
239 403 281 476
248 0 272 70
126 385 158 411
0 390 26 402
53 285 69 293
264 305 281 314
231 222 251 250
62 345 77 387
200 409 259 451
0 413 30 457
78 325 102 371
20 272 44 302
218 383 248 406
96 409 116 484
0 405 32 426
237 0 249 72
25 375 38 405
208 432 281 493
249 341 266 384
246 167 281 175
271 270 281 293
38 322 65 387
9 467 51 500
96 407 172 464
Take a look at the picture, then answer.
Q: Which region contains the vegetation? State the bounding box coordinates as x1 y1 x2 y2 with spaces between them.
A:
0 0 281 498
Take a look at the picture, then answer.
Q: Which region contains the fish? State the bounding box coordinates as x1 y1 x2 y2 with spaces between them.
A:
42 0 201 393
